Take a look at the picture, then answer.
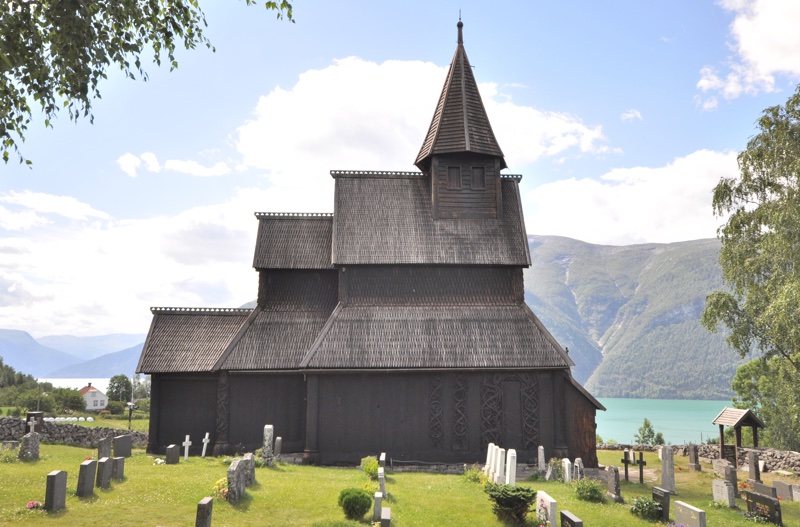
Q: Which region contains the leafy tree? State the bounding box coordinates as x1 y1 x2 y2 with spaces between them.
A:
106 374 133 402
634 418 656 445
52 387 87 412
132 374 151 399
1 1 293 163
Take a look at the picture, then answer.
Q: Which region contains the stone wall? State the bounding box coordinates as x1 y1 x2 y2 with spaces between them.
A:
0 417 147 449
597 442 800 474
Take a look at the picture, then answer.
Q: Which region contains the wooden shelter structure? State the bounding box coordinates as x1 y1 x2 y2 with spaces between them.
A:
712 407 766 465
137 21 604 466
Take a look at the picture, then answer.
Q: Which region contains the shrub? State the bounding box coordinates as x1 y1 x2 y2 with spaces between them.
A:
360 455 379 480
105 401 126 415
337 487 372 520
595 433 603 444
463 463 486 484
630 496 662 520
212 478 229 501
547 457 563 481
0 446 17 463
9 407 22 418
574 477 604 502
484 482 536 525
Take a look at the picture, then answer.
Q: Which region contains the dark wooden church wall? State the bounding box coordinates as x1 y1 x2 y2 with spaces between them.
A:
564 379 599 467
432 155 500 219
227 373 306 453
257 269 338 309
151 373 218 454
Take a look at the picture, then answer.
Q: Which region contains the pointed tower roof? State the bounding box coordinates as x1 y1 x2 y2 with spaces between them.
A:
415 21 506 172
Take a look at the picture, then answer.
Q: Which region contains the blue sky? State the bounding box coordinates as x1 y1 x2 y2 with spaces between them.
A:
2 0 800 336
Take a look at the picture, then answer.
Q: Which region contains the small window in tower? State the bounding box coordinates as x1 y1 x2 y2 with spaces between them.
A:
447 166 461 189
472 166 486 190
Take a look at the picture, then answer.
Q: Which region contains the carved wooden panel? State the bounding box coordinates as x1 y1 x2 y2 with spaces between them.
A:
429 375 443 447
215 372 230 443
453 374 468 450
480 373 538 450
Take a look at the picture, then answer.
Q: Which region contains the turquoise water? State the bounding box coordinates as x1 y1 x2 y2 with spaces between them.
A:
595 398 730 445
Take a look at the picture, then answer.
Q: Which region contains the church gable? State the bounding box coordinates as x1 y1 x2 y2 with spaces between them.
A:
253 213 334 270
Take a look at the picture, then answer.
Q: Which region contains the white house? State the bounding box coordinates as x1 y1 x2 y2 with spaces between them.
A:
79 382 107 411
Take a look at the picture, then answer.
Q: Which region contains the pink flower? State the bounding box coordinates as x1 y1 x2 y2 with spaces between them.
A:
26 501 42 510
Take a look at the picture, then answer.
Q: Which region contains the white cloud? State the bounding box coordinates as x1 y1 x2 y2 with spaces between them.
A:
140 152 160 172
164 160 231 177
117 152 141 178
524 150 738 245
116 152 231 177
0 191 110 221
698 1 800 104
621 109 643 121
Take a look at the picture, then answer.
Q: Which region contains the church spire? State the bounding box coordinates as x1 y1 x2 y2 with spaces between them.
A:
414 20 506 173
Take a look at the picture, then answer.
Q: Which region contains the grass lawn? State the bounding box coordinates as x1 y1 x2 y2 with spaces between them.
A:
0 446 797 526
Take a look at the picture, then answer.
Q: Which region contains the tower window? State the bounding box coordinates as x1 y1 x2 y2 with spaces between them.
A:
472 166 486 189
447 166 462 189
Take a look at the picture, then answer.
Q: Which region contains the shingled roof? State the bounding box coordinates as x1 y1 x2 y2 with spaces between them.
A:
253 213 334 270
415 21 505 172
331 172 530 265
136 308 251 373
300 304 572 370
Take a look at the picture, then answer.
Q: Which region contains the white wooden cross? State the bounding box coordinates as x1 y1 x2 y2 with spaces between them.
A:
201 432 210 458
182 434 192 461
27 416 38 433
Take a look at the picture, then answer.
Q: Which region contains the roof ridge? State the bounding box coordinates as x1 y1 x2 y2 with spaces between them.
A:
330 170 425 179
254 212 334 219
150 307 252 315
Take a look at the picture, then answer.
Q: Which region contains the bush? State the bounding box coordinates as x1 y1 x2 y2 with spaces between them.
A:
105 401 126 415
212 478 228 501
337 487 372 520
595 433 603 444
630 496 662 521
547 457 563 481
360 455 379 480
574 477 604 502
463 463 486 484
484 482 536 525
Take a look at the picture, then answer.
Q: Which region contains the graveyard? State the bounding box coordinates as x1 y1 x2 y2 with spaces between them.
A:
1 439 798 526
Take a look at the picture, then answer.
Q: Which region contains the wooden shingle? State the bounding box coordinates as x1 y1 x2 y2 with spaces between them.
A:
253 213 334 270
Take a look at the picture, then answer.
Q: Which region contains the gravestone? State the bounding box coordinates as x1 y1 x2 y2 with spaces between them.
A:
621 449 632 481
712 479 735 507
791 484 800 503
201 433 210 458
661 446 676 494
652 486 670 522
536 490 557 526
572 457 584 481
753 481 777 499
606 465 622 503
379 452 386 468
484 443 495 476
262 424 274 466
490 445 500 480
45 470 67 512
505 449 517 485
747 451 761 483
378 467 386 496
25 412 43 433
674 500 706 527
538 445 545 472
96 457 112 488
1 440 19 450
227 459 246 505
724 465 738 493
560 510 583 527
562 458 572 483
381 506 391 527
243 453 256 486
274 436 283 459
166 444 180 464
18 432 39 461
544 464 553 481
635 451 647 485
196 496 213 527
373 492 383 522
712 458 731 476
76 459 96 497
773 480 792 501
745 491 782 525
688 444 701 471
182 435 192 460
494 448 506 484
98 436 112 459
111 457 125 480
113 435 132 458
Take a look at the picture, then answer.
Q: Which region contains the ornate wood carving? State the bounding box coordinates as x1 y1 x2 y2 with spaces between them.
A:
453 374 468 450
520 373 539 450
480 374 502 448
429 375 443 447
215 371 230 442
480 373 539 450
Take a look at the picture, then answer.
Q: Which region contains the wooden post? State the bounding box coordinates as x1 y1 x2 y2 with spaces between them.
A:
752 425 759 448
718 424 725 461
146 375 160 454
303 374 320 464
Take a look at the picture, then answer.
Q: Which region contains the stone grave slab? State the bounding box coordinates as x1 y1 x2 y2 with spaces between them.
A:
652 486 671 522
113 435 132 458
98 436 111 459
243 453 256 486
111 457 125 480
45 470 67 512
712 479 735 508
753 481 777 499
560 510 583 527
791 484 800 503
746 491 782 525
373 492 383 522
196 496 213 527
536 490 557 526
747 451 761 483
379 452 386 468
96 457 112 488
494 448 506 484
227 459 246 505
381 506 391 527
76 459 96 497
537 445 545 472
182 435 192 460
572 457 584 481
562 458 572 483
675 500 706 527
262 425 274 466
661 446 676 494
773 480 792 501
712 458 731 476
166 444 180 464
378 467 386 496
724 465 738 493
606 465 622 503
505 449 517 485
484 443 495 476
274 436 283 459
688 444 701 471
18 432 39 461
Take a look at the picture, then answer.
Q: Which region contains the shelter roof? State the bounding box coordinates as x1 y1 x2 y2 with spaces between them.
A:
415 21 505 172
253 213 334 270
300 304 572 369
331 172 529 265
712 407 766 429
136 308 251 373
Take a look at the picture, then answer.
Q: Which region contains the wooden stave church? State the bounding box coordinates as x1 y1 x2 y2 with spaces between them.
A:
137 21 604 466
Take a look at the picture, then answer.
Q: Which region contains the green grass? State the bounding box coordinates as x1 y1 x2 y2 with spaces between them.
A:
0 448 797 526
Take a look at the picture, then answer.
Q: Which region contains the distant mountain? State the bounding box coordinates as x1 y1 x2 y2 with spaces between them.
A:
45 343 144 378
0 330 82 377
37 333 147 360
525 235 740 400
